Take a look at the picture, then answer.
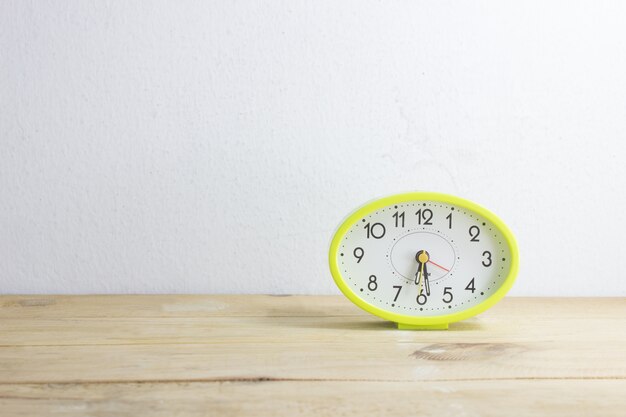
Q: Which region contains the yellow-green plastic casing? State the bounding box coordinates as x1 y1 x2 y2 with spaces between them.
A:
328 192 519 330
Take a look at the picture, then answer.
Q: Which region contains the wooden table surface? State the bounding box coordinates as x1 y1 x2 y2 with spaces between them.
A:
0 295 625 416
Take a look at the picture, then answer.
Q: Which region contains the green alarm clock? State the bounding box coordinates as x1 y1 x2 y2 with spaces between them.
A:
328 192 519 330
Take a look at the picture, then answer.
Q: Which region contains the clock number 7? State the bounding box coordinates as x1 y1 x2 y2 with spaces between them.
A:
392 285 402 302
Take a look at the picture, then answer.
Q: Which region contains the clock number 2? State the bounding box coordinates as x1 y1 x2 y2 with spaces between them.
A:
469 225 480 242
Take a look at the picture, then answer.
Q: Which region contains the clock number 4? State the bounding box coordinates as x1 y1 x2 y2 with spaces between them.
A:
465 278 476 293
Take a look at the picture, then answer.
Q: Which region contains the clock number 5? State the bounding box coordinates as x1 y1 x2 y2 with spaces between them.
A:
443 287 453 304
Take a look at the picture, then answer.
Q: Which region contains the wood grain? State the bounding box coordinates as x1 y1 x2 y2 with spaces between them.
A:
0 295 624 416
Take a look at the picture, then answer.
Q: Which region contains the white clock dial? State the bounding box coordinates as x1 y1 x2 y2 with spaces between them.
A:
337 201 512 316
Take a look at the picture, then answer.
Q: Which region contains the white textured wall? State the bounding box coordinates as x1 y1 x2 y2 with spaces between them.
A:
1 1 626 295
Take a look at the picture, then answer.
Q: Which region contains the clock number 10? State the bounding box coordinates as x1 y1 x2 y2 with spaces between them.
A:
364 222 386 239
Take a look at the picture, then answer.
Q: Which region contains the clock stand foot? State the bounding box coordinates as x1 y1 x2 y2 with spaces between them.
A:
396 322 449 330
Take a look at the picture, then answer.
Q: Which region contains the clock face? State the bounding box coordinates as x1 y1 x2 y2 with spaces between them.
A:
333 198 514 317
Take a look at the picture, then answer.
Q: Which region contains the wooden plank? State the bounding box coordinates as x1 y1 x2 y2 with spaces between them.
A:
1 338 623 384
0 295 357 319
1 380 625 417
0 297 625 384
0 295 625 416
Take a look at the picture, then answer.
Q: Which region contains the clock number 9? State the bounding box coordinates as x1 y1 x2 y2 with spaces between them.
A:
482 251 492 267
469 225 480 242
368 275 378 291
353 247 364 263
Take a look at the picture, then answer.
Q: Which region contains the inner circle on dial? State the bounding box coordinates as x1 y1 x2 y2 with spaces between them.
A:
389 231 456 282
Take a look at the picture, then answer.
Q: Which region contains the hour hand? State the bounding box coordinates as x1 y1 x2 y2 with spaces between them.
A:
423 263 431 296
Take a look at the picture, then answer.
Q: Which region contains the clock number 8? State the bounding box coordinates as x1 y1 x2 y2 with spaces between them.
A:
368 275 378 291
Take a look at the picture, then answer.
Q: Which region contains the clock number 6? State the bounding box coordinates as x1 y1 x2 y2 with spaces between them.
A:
416 291 428 305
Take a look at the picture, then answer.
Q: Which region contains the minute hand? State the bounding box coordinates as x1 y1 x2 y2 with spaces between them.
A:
427 259 450 272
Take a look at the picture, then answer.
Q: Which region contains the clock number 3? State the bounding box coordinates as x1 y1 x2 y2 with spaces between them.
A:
482 251 492 267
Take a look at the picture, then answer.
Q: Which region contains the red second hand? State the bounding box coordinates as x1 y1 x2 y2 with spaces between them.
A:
428 259 450 272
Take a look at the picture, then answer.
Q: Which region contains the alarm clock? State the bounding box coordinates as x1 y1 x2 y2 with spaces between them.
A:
328 192 519 330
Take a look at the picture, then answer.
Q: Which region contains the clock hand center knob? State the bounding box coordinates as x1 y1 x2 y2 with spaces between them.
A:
416 250 429 264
